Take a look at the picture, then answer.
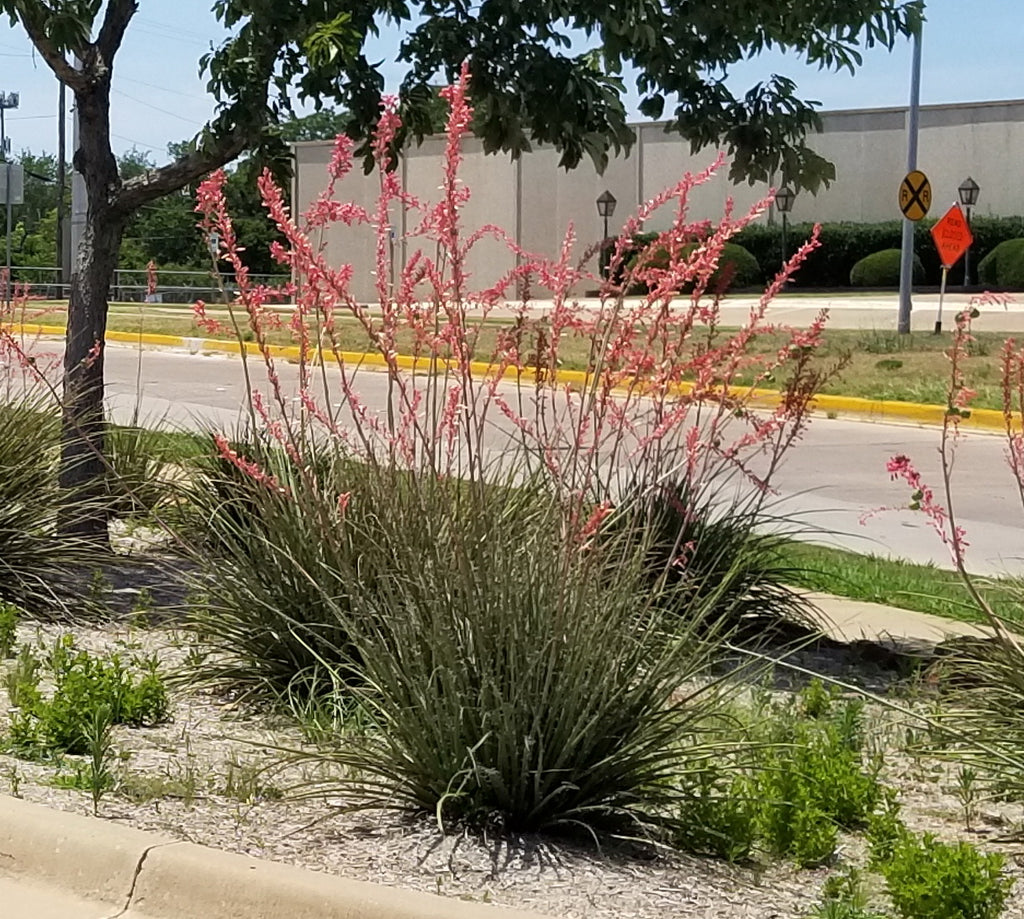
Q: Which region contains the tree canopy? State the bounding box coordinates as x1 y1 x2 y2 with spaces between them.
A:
4 1 924 196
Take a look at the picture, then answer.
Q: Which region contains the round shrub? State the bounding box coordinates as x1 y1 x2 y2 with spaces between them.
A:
627 241 762 292
849 249 924 287
978 238 1024 289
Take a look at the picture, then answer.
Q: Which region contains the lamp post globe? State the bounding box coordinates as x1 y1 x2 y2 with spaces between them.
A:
958 177 980 288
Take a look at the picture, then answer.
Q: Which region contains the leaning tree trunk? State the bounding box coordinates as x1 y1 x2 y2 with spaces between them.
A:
58 83 125 543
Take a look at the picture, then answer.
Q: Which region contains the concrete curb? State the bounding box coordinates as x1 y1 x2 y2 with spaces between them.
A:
10 322 1010 432
0 795 549 919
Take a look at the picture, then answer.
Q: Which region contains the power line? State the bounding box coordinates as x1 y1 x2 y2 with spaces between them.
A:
112 89 202 125
110 133 161 152
119 75 208 102
133 16 216 43
130 23 207 49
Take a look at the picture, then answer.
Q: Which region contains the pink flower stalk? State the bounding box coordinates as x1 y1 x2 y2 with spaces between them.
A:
577 500 613 545
884 453 968 563
192 300 232 336
213 434 287 495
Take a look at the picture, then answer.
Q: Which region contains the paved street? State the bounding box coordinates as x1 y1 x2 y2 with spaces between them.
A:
69 342 1020 577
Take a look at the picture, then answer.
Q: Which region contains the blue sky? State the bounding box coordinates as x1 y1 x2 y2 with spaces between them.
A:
1 1 1021 163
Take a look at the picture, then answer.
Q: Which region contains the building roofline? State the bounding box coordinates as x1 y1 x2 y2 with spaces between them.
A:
291 97 1024 149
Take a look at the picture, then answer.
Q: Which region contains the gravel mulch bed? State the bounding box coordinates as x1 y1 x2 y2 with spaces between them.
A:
2 608 1023 918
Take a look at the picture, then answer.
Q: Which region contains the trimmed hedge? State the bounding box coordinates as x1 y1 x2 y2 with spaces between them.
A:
617 216 1024 290
733 216 1024 289
850 249 925 287
978 238 1024 290
624 240 762 292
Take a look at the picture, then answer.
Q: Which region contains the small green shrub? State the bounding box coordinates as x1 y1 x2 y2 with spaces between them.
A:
878 832 1013 919
978 238 1024 290
5 636 169 759
756 681 882 866
850 249 925 287
675 681 884 867
3 644 42 711
51 711 120 814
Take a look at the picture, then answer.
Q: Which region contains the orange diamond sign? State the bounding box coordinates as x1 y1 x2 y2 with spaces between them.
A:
931 203 974 270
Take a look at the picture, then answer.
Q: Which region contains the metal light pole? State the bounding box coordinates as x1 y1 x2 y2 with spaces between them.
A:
56 81 67 294
596 189 616 280
898 28 923 334
775 186 796 273
0 90 20 309
958 177 980 289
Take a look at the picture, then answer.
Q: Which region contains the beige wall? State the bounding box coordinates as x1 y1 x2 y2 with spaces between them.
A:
294 99 1024 301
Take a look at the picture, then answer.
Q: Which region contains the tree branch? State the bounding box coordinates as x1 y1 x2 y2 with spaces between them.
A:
97 0 138 63
17 15 86 92
114 128 250 215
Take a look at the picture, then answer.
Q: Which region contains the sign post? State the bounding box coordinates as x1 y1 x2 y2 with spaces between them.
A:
930 203 974 334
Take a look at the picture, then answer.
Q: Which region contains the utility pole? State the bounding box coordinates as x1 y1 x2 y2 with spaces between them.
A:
70 86 85 293
0 90 19 310
56 81 67 294
897 28 923 335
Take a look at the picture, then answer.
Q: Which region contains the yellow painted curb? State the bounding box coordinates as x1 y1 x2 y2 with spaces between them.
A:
8 322 1009 431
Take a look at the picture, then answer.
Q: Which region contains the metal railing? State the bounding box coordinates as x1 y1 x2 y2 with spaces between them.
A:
3 265 291 304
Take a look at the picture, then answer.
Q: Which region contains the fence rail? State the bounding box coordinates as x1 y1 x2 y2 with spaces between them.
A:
2 266 290 305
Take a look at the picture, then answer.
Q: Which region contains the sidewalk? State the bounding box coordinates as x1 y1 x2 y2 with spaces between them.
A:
806 591 992 654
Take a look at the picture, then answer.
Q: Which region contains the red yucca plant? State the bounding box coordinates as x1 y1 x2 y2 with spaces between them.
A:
181 65 848 837
192 61 843 520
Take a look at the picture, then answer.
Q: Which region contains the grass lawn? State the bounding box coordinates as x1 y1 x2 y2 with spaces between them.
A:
779 540 1022 625
11 303 1011 410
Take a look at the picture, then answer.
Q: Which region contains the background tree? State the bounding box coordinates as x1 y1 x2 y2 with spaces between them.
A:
0 0 924 540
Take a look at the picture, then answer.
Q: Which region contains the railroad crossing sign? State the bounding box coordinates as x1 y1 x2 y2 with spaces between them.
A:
898 170 932 221
931 203 973 269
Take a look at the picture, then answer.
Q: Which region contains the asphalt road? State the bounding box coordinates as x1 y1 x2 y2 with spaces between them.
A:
51 340 1015 577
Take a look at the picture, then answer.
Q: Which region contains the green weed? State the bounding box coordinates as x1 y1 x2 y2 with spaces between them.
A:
0 603 18 659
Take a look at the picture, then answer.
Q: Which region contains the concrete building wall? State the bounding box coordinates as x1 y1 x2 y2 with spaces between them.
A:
293 99 1024 301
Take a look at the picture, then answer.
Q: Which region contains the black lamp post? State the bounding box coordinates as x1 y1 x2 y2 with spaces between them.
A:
596 189 617 279
775 185 796 273
958 176 980 289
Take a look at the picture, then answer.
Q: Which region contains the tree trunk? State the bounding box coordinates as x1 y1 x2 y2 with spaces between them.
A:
58 82 124 543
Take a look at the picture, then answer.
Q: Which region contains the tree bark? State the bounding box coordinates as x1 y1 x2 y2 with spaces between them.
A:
58 76 124 543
